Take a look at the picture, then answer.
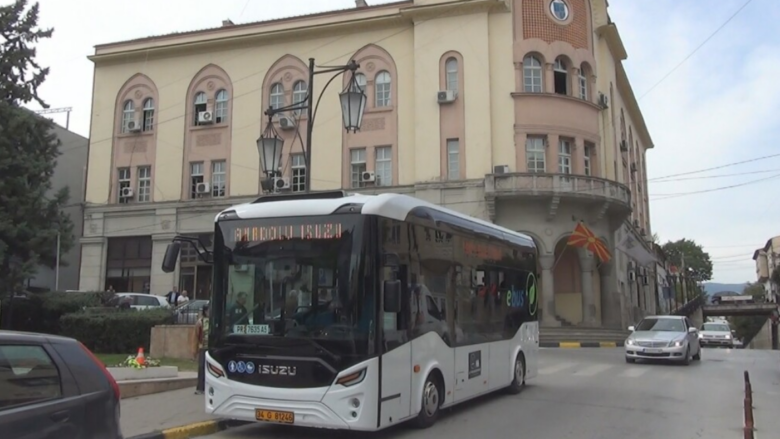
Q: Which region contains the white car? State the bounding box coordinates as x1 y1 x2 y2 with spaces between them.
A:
624 315 702 365
698 322 735 348
110 292 171 310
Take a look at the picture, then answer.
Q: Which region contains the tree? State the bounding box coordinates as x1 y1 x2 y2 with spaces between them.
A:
0 0 73 296
661 238 713 282
728 283 768 344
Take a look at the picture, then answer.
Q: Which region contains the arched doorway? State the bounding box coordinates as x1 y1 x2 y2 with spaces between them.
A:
553 237 582 325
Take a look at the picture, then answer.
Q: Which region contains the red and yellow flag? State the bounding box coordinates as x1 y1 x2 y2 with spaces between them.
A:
566 222 611 263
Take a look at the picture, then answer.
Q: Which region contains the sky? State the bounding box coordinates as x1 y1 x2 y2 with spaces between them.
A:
17 0 779 284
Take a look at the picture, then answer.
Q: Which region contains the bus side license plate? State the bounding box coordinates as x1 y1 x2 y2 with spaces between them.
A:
256 409 295 424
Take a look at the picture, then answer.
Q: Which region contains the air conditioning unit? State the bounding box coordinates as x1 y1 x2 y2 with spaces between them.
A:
361 171 376 183
120 187 134 199
628 270 636 282
127 119 142 133
277 115 295 130
620 140 628 152
598 93 609 108
196 182 211 194
437 90 457 104
273 177 291 190
198 111 214 124
493 165 510 174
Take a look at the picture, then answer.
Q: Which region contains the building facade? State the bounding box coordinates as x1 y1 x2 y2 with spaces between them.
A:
27 122 88 292
753 236 780 303
80 0 656 328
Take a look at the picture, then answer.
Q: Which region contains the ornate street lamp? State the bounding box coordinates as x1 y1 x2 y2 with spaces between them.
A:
263 58 367 193
257 117 284 192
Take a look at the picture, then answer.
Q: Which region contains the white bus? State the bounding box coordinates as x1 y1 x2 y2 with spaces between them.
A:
162 191 539 431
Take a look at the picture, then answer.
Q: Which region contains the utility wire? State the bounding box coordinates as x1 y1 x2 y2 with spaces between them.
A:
650 168 780 183
649 172 780 200
647 152 780 182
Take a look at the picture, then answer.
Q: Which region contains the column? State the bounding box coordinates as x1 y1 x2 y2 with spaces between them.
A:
544 63 555 94
599 260 622 329
547 134 559 174
577 247 597 326
539 254 560 327
151 234 179 296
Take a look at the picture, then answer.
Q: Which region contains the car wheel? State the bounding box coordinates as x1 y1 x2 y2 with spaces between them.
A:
682 347 691 366
625 357 635 364
692 347 701 361
506 354 526 394
414 373 442 429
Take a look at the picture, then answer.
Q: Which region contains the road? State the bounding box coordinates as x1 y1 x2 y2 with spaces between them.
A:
197 348 780 439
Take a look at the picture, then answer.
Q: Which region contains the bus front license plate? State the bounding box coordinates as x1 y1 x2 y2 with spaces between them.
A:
255 409 295 424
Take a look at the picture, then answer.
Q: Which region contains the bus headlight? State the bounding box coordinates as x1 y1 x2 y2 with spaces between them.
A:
207 361 225 378
335 368 367 387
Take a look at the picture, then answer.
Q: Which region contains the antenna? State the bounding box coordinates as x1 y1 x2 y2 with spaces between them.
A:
35 107 73 130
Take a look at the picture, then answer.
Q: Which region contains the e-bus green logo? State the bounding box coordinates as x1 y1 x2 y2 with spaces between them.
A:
527 272 538 316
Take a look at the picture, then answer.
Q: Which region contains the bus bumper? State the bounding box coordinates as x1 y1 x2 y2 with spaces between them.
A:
204 354 379 431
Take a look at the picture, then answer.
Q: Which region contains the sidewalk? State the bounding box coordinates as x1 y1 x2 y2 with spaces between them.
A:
121 385 217 438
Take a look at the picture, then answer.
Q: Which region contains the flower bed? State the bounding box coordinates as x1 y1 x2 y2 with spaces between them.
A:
113 355 162 369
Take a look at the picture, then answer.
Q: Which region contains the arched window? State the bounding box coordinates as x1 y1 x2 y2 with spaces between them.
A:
269 83 285 110
578 64 588 100
375 71 391 107
351 73 367 93
193 92 207 125
121 100 135 133
142 98 154 132
445 57 458 92
553 57 568 95
523 56 542 93
292 80 307 116
215 89 228 124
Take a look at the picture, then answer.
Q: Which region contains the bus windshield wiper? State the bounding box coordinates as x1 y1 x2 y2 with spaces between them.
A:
297 338 341 363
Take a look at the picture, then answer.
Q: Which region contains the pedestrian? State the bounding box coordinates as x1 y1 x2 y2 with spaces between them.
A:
165 285 180 306
194 304 209 395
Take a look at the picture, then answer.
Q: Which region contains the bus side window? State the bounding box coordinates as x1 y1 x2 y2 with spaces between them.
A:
397 265 411 331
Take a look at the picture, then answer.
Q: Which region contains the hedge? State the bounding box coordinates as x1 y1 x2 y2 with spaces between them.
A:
60 308 175 354
1 292 107 334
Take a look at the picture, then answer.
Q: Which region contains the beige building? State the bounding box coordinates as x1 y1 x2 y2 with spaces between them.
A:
753 236 780 303
79 0 657 329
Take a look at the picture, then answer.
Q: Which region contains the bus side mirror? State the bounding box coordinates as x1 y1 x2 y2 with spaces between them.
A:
383 280 402 313
162 243 181 273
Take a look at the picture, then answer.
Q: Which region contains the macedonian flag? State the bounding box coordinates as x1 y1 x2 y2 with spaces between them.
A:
566 222 611 263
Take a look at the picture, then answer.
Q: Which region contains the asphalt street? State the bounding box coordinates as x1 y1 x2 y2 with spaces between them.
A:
197 348 780 439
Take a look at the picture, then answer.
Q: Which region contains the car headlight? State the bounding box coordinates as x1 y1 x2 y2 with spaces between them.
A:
725 334 731 339
626 339 635 346
698 333 703 339
669 339 685 347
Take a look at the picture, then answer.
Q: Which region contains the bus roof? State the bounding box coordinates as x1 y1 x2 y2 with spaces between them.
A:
217 192 535 249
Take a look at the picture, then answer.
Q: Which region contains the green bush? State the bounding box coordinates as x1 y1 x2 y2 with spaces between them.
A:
1 291 110 333
60 309 174 354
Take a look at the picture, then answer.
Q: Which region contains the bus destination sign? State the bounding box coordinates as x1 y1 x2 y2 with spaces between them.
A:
232 222 344 243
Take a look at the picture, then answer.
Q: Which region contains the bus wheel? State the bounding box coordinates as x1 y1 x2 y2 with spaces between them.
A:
506 353 525 394
414 374 442 429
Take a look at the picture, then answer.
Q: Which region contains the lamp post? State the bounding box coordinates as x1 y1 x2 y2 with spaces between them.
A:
258 58 367 193
256 123 285 192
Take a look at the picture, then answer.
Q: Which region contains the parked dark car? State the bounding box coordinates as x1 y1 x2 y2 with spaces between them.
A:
0 330 123 439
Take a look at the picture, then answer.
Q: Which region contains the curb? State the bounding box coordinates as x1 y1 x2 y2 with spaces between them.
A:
128 419 249 439
540 341 624 348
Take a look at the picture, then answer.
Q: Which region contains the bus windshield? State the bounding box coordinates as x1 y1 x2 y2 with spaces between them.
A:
213 214 374 360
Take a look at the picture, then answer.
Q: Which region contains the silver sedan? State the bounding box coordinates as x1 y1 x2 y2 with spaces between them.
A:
624 315 702 365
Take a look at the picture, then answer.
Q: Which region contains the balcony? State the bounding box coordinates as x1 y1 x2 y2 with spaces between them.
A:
484 173 631 222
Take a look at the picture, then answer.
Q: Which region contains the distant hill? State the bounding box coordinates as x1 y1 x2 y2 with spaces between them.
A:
703 282 750 297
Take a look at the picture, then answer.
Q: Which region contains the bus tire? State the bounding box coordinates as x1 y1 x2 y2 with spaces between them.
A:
414 373 442 429
506 353 526 394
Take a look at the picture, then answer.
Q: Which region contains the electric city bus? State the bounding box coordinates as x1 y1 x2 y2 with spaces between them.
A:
161 191 539 431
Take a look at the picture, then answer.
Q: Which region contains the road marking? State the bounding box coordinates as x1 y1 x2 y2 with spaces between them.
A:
572 363 614 377
599 342 617 348
538 362 576 375
621 367 650 378
559 342 581 348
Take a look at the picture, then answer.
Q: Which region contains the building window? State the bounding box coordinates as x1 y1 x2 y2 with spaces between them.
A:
558 138 572 174
269 83 284 110
215 89 228 124
193 92 207 125
137 166 151 202
550 0 569 21
211 160 226 197
375 146 392 186
447 139 460 180
445 57 458 92
292 80 307 116
118 167 131 203
350 148 367 188
190 162 204 199
526 136 546 173
375 71 391 107
291 154 306 192
121 100 134 133
553 58 568 95
523 56 543 93
578 69 587 100
142 98 154 132
351 73 367 93
584 141 595 176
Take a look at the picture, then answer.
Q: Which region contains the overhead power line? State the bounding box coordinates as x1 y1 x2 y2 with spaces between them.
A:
650 172 780 200
648 153 780 182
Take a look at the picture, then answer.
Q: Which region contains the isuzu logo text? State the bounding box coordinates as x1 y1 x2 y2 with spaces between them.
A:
258 365 297 376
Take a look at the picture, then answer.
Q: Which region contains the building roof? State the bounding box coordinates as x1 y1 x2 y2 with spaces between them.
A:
218 192 536 248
